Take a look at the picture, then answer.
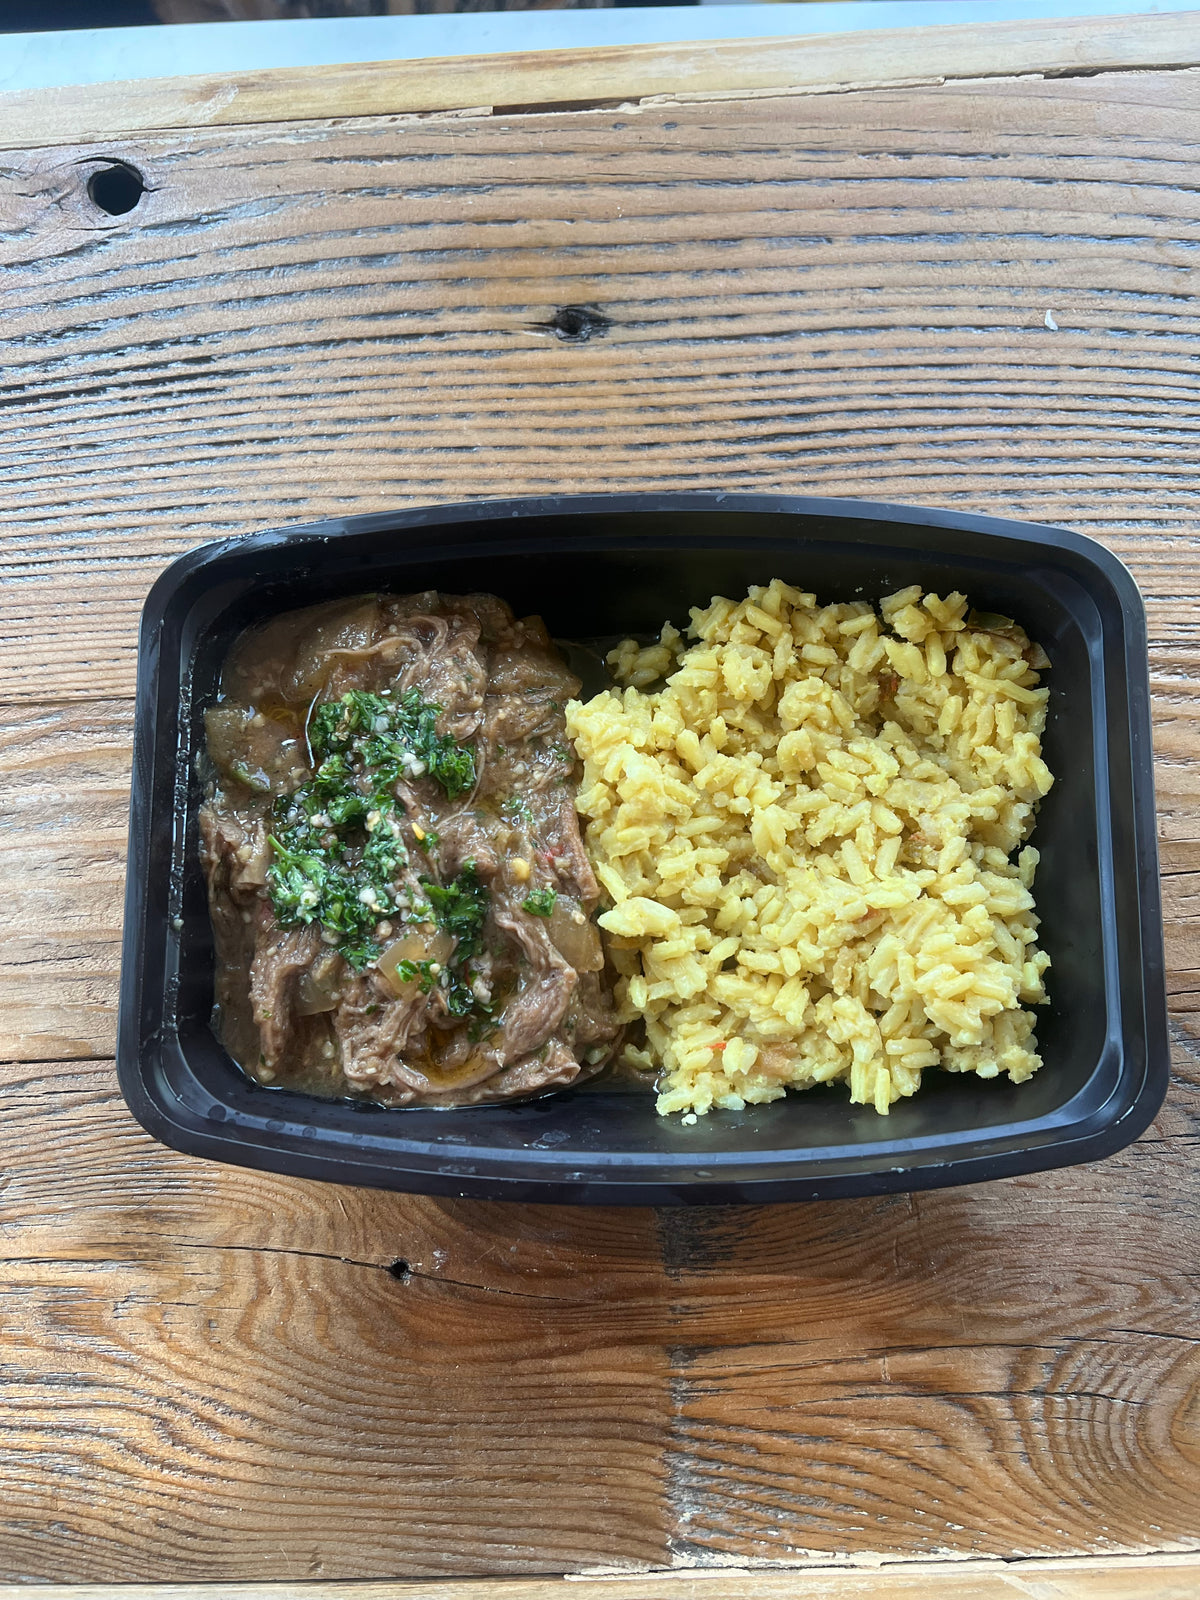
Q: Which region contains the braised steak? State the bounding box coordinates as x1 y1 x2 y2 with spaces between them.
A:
198 592 620 1106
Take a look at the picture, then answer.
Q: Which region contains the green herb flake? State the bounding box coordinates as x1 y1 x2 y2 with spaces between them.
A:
264 689 478 969
501 795 534 827
391 958 440 994
312 688 476 800
422 862 489 958
421 861 491 1017
522 887 557 917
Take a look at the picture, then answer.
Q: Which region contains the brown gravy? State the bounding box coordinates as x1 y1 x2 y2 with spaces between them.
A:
199 592 624 1107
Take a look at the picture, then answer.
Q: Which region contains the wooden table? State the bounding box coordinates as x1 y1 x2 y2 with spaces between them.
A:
2 14 1199 1597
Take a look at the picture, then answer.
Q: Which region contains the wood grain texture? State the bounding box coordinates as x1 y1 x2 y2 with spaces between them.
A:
4 75 1200 699
0 1050 1196 1580
2 11 1200 147
2 50 1199 1588
0 1058 673 1580
4 1552 1200 1600
0 702 129 1060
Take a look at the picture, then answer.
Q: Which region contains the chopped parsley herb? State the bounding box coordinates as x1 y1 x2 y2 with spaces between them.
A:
421 861 490 1017
522 887 557 917
311 688 475 800
264 690 477 969
501 795 534 826
266 799 391 970
423 863 488 956
267 835 329 920
391 958 440 994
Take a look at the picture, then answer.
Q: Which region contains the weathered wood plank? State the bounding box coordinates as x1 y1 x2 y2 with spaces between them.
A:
0 701 129 1060
0 1054 1196 1580
3 48 1200 1590
2 11 1200 148
0 1061 673 1580
4 1551 1200 1600
3 73 1200 698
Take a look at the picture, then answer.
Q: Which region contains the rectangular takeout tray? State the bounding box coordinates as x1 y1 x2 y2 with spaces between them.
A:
118 494 1168 1204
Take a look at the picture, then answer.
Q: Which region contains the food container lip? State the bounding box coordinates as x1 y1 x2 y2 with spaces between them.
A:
137 489 1146 631
118 491 1168 1204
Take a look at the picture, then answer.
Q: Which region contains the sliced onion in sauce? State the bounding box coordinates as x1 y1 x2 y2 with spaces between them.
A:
296 964 341 1015
546 897 605 972
286 600 381 702
378 928 455 994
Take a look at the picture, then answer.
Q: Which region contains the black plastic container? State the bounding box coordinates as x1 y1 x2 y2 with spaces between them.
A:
117 494 1167 1204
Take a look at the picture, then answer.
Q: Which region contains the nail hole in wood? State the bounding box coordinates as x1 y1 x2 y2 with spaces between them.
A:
537 305 613 343
387 1259 412 1282
87 162 145 216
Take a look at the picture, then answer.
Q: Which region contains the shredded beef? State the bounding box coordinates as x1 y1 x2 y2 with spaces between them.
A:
199 591 621 1106
249 918 322 1068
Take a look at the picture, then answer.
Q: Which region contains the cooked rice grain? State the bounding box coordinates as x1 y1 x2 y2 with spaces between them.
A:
566 581 1054 1118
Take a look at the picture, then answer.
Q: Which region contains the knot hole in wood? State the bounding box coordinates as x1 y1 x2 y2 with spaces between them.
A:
86 160 145 216
535 305 613 343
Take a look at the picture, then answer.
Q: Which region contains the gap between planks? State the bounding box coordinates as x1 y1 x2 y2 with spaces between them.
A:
1 11 1199 148
2 1550 1200 1598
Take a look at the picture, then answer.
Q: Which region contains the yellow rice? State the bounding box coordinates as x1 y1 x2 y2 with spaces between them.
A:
565 581 1054 1119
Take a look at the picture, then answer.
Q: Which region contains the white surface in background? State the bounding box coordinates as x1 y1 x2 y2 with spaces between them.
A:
0 2 1193 94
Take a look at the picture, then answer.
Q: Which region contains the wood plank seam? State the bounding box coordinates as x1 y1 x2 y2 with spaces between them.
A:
7 58 1200 154
4 1549 1200 1595
2 12 1199 148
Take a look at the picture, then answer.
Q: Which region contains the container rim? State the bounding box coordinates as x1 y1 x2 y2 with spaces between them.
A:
119 492 1168 1204
139 492 1148 633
